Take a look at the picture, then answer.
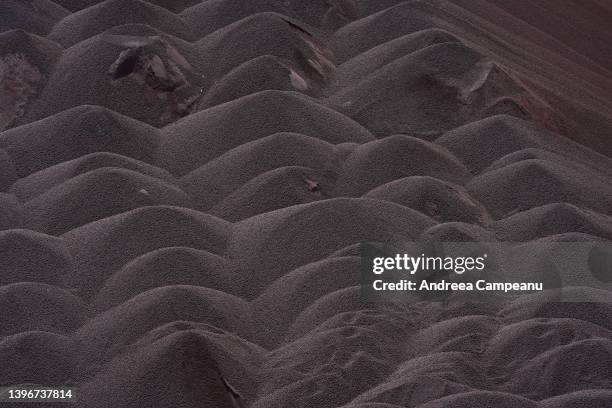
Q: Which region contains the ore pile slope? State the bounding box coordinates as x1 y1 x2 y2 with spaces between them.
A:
1 0 612 407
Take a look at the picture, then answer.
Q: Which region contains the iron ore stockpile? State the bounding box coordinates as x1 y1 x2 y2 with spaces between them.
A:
1 0 612 407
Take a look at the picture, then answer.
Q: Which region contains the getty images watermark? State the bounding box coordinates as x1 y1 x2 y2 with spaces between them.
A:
360 241 612 302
